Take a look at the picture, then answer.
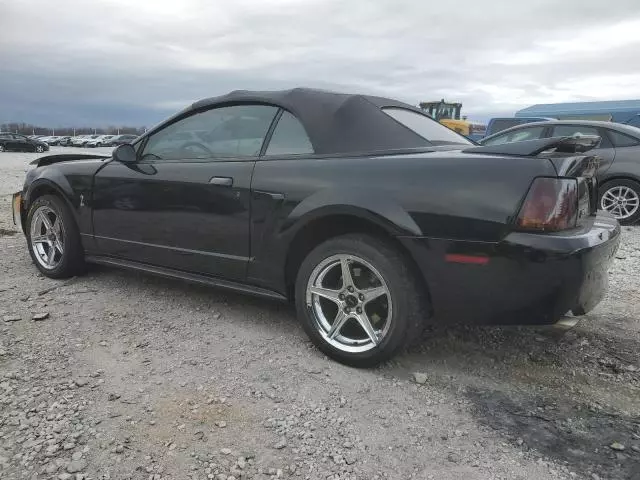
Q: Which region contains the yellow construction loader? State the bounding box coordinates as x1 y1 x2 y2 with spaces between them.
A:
419 99 485 140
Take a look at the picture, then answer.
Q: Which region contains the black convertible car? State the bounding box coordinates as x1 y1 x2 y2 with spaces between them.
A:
12 88 620 366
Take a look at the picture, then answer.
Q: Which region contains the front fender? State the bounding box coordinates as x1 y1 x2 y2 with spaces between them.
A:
22 160 104 238
25 170 77 211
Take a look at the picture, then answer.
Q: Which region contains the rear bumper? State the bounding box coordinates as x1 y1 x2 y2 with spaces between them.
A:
400 213 620 325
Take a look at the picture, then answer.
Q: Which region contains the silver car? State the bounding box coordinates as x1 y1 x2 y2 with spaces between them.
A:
480 120 640 225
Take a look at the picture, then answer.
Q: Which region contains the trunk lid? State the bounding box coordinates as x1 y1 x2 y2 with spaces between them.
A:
465 135 602 224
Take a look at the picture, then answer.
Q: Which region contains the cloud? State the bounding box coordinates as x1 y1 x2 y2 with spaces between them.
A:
1 0 640 126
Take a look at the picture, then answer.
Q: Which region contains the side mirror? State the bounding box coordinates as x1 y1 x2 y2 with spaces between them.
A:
113 143 136 163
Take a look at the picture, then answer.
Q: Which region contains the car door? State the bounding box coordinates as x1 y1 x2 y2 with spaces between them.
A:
6 134 20 151
91 104 280 281
10 134 30 151
549 124 616 177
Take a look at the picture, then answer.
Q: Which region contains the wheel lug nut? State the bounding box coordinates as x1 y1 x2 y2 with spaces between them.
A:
347 286 354 293
356 307 362 314
339 294 345 301
344 307 351 314
358 294 364 301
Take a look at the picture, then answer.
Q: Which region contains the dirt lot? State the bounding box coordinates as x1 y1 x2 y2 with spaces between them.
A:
1 149 639 480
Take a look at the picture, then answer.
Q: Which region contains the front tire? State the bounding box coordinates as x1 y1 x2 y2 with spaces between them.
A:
599 179 640 225
26 195 85 278
0 145 5 152
295 234 426 367
35 145 45 153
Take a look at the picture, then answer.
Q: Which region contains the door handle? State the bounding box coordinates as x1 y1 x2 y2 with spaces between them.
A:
209 176 233 187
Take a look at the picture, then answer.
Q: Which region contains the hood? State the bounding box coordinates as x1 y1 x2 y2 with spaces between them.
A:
30 153 111 168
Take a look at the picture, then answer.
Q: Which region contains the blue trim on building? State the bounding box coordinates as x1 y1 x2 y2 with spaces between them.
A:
516 100 640 117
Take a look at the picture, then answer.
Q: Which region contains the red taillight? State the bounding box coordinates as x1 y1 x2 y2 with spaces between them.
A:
516 178 579 232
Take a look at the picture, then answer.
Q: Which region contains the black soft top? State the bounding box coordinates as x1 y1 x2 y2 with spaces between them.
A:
185 88 433 155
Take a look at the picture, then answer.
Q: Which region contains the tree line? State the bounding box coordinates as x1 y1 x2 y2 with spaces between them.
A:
0 123 147 136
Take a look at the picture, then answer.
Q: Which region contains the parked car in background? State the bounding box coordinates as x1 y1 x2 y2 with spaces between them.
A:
45 136 64 146
58 136 73 146
0 133 49 153
86 135 114 147
70 135 88 147
71 135 99 147
480 120 640 224
11 88 620 367
484 117 553 137
106 134 138 146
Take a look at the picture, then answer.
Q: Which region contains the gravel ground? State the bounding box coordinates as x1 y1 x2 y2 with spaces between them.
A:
1 149 639 480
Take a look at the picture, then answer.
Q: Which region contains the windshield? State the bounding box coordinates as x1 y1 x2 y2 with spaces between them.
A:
382 107 472 146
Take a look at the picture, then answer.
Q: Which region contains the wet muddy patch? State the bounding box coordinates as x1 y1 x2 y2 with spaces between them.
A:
467 388 640 479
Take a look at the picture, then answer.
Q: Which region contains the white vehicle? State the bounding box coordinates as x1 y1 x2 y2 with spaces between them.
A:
71 135 98 147
85 135 115 148
44 136 62 145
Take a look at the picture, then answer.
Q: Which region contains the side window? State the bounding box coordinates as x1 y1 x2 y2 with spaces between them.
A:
483 126 545 146
382 107 471 145
141 105 278 161
608 130 640 147
490 119 520 134
551 125 599 138
264 111 314 156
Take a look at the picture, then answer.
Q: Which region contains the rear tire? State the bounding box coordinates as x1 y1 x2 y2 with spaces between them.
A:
26 195 85 278
295 234 427 367
0 145 5 152
599 179 640 225
35 145 44 153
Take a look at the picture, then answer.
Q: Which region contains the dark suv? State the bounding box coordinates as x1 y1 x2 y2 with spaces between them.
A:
0 133 49 153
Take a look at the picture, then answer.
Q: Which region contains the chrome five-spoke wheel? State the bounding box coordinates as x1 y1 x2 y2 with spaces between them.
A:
306 254 392 353
296 234 426 367
29 205 65 270
600 185 640 221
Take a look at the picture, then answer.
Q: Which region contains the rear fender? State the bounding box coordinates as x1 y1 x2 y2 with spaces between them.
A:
247 187 422 295
284 187 422 237
600 164 640 186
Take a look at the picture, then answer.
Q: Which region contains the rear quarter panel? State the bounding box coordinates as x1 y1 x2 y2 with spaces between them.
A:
249 151 557 292
600 147 640 184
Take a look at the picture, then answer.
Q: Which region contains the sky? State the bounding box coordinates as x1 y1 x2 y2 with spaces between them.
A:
2 0 640 127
